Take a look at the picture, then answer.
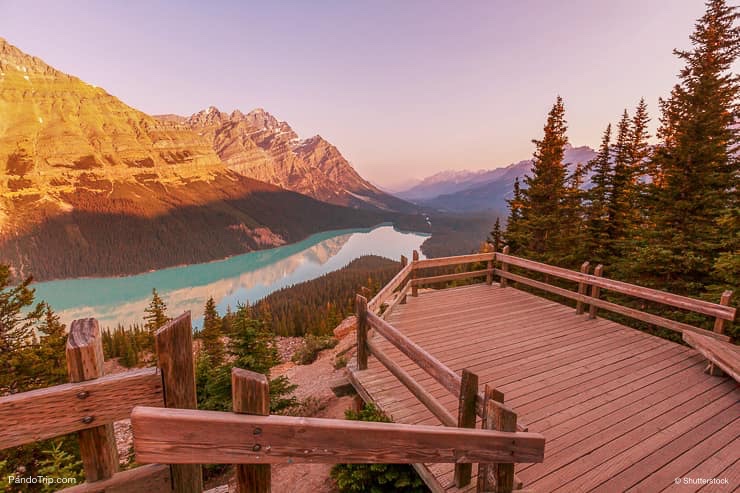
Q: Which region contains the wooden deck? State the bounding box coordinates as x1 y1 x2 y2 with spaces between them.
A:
350 283 740 493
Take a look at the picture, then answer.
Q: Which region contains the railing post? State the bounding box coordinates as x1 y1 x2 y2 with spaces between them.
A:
486 247 494 286
500 246 510 288
589 264 604 319
412 250 419 297
400 255 409 304
232 368 271 493
576 261 591 315
454 369 478 487
492 405 517 492
66 318 119 482
155 312 203 493
713 290 733 335
477 385 503 493
356 295 369 370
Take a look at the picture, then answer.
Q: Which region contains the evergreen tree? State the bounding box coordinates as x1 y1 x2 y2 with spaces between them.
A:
509 96 571 262
201 297 224 365
504 177 524 252
488 217 503 252
143 288 169 334
638 0 739 293
584 123 613 264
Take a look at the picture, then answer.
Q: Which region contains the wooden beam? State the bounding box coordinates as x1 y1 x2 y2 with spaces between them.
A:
0 368 163 450
412 250 420 297
368 262 413 313
356 295 369 370
367 340 456 427
497 253 736 320
412 269 493 287
492 403 517 493
131 407 546 464
713 290 733 335
155 312 203 493
66 319 118 482
477 385 502 493
576 261 590 315
382 281 412 320
63 464 170 493
454 369 478 487
683 332 740 383
487 257 494 286
232 368 271 493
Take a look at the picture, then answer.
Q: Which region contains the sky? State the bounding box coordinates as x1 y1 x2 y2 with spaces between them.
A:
1 0 732 189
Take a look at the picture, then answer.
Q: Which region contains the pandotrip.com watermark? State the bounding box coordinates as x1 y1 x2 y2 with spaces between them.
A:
674 477 729 486
7 475 78 487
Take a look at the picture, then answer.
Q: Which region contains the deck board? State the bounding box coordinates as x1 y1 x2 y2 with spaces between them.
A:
350 283 740 492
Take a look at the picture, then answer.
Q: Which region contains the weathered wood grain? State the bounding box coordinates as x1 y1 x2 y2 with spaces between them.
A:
713 290 733 335
154 312 203 493
575 261 590 315
454 369 478 487
589 264 603 319
131 407 546 464
64 464 170 493
0 368 163 450
500 246 510 288
232 368 271 493
66 318 118 482
492 402 517 493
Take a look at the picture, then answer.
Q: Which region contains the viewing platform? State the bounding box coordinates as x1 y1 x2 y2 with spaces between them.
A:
348 250 739 492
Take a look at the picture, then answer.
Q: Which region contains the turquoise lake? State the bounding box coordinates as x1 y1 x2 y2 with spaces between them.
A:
31 224 428 329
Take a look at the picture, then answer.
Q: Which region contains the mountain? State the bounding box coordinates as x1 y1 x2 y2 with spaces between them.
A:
0 38 396 280
165 107 416 213
406 145 597 214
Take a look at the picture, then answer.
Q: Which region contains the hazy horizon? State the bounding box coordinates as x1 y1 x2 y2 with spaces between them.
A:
2 0 731 188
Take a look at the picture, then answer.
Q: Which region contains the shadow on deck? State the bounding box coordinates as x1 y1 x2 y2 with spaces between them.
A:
350 283 739 493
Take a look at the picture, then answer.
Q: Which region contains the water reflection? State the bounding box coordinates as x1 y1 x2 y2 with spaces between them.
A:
32 225 428 329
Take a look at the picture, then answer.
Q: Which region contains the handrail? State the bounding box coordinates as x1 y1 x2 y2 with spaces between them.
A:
368 261 413 313
415 252 495 269
496 253 736 321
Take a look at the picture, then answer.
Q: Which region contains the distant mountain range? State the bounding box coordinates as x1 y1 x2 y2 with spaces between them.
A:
0 37 416 280
398 145 598 214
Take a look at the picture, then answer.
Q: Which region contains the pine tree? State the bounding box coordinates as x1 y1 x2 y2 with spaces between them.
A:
504 177 524 252
584 123 613 264
560 162 588 265
143 288 169 335
201 297 224 365
638 0 739 293
488 217 503 252
511 96 570 262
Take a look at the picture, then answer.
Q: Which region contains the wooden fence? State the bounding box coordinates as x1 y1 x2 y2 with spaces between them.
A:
0 312 202 493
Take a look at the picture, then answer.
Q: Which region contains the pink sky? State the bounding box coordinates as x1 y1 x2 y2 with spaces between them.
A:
1 0 732 188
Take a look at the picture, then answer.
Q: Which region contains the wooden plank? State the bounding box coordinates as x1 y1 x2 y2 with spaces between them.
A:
64 464 171 493
367 339 456 427
0 368 163 450
155 312 203 493
683 332 740 383
589 264 603 319
496 253 736 320
356 295 369 370
382 281 412 320
66 318 118 482
232 368 270 493
575 261 590 315
494 269 730 342
131 407 546 464
454 369 478 487
416 252 495 270
493 402 517 493
500 246 510 288
413 269 493 287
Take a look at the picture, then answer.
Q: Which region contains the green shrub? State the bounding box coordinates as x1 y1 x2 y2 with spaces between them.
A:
331 404 429 493
291 335 338 365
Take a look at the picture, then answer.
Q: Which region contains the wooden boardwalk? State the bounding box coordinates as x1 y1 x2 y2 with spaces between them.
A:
351 283 740 493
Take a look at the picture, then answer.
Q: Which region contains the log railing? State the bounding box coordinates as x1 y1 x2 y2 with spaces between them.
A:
0 312 202 493
495 251 735 342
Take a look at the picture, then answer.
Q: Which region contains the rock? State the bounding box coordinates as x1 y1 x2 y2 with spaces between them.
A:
333 316 357 339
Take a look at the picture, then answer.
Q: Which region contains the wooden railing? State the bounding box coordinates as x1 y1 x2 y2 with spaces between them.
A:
0 313 202 493
494 247 736 342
